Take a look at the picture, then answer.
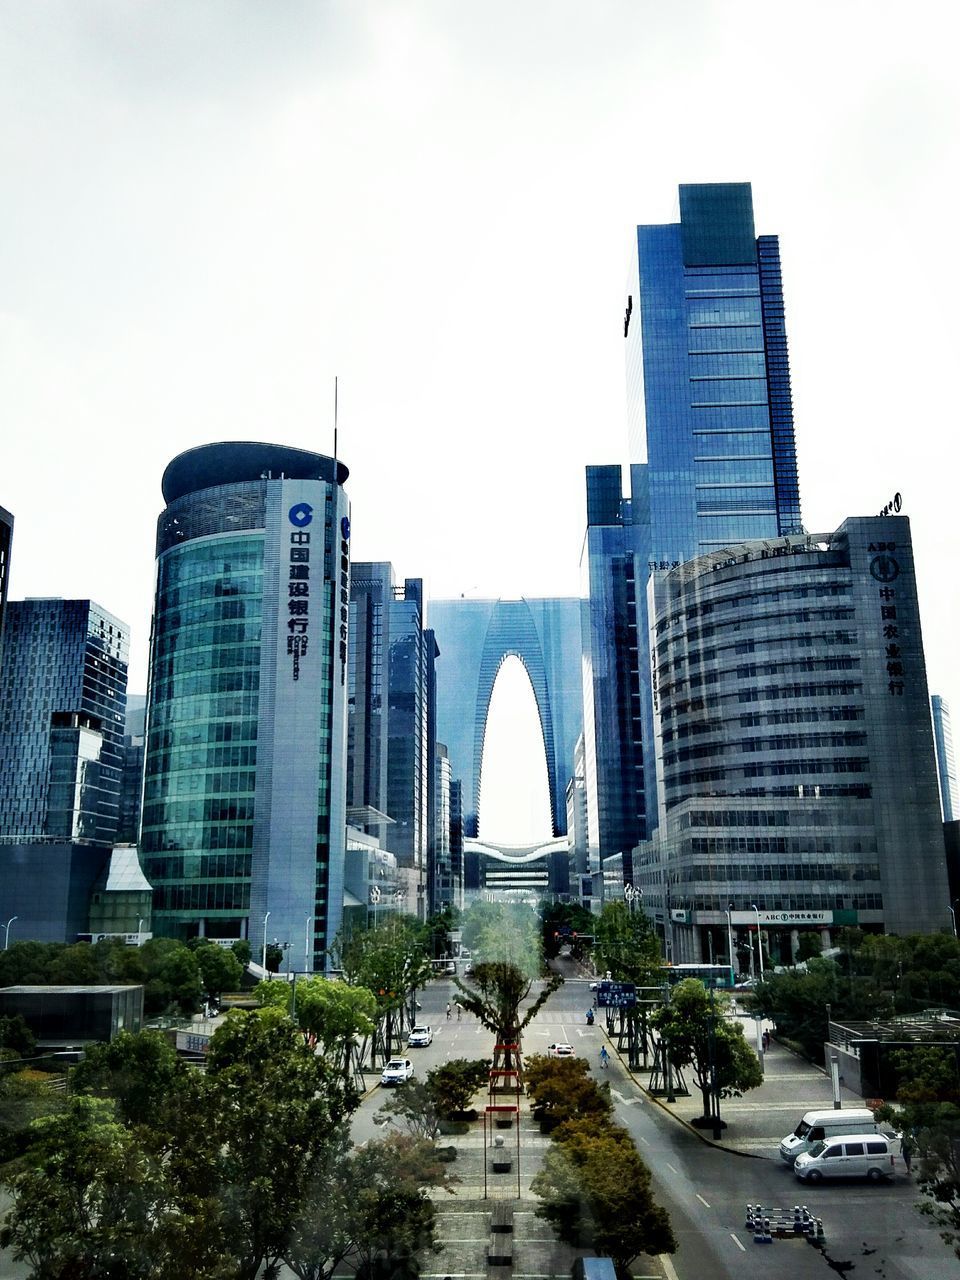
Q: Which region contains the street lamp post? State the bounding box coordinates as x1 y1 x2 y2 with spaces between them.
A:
261 911 271 974
3 916 18 950
950 905 957 938
725 904 735 981
751 903 764 982
304 915 314 968
137 917 144 947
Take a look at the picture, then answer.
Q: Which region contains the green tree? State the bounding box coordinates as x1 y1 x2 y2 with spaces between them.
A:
201 1006 359 1280
71 1029 187 1132
460 900 544 975
0 1069 64 1164
427 1057 490 1118
0 1095 230 1279
294 974 377 1074
541 902 594 959
796 932 822 962
376 1059 491 1138
593 901 662 988
0 1014 36 1058
195 943 243 1002
231 938 252 966
524 1054 613 1132
532 1119 676 1268
877 1047 960 1259
653 979 762 1124
454 960 561 1073
333 916 434 1064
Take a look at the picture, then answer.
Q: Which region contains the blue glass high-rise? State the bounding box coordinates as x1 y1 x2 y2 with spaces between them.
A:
584 183 804 869
627 182 802 563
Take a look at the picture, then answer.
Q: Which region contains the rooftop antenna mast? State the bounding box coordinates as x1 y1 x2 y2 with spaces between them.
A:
333 376 339 475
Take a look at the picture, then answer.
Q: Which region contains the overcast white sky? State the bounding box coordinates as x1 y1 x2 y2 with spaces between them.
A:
2 1 958 840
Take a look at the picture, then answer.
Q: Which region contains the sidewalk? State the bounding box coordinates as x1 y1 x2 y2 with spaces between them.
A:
617 1011 866 1158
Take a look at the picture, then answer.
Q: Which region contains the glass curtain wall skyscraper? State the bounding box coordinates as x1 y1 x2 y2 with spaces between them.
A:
583 182 804 873
141 443 350 970
0 598 129 942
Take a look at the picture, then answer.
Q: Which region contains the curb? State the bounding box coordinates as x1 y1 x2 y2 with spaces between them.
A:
604 1030 769 1160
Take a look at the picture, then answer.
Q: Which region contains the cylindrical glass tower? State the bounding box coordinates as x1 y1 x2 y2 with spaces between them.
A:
141 442 350 971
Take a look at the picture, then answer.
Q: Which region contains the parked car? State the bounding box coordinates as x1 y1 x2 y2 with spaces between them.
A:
407 1025 433 1047
547 1042 575 1057
380 1057 415 1086
794 1134 898 1182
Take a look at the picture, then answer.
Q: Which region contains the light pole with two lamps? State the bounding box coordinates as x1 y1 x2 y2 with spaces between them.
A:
3 916 18 950
261 910 271 974
751 903 765 983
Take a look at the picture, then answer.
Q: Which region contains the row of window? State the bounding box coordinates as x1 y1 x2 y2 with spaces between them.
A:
657 628 859 676
657 582 852 633
659 656 861 701
151 645 261 682
148 719 259 752
671 860 881 882
662 732 868 766
151 669 261 705
155 575 263 616
143 770 257 802
141 797 255 827
153 882 251 912
676 893 883 912
144 853 252 881
154 624 262 656
140 824 254 853
153 596 261 633
147 744 258 774
148 697 261 730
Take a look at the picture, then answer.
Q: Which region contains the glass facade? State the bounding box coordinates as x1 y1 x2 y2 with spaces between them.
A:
141 535 263 926
932 695 959 822
635 516 950 951
0 505 12 670
142 443 350 970
0 599 129 845
348 567 435 917
427 598 584 839
601 183 805 858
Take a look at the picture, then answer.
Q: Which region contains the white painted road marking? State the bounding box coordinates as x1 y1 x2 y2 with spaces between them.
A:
695 1193 711 1208
665 1162 679 1175
730 1233 746 1252
611 1088 641 1106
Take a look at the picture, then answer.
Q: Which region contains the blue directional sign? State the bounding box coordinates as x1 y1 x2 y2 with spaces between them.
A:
595 981 637 1009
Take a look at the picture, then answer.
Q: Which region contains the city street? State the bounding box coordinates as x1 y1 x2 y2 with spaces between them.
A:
355 971 960 1280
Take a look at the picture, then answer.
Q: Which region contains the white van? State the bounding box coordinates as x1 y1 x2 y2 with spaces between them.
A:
779 1108 883 1164
794 1134 898 1182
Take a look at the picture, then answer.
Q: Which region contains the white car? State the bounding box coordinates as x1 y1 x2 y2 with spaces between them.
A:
407 1025 433 1047
547 1042 576 1058
380 1057 415 1086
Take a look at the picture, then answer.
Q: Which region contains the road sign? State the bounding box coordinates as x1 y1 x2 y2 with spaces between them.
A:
594 980 637 1008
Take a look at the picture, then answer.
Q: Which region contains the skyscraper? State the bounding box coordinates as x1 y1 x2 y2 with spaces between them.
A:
932 695 959 823
626 182 802 560
427 598 584 839
636 516 951 951
583 183 805 873
347 565 435 918
0 598 129 941
140 443 350 970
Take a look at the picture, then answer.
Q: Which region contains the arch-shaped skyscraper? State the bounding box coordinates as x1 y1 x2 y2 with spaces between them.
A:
427 598 583 839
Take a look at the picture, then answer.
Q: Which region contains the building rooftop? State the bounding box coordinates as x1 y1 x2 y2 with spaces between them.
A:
162 441 348 504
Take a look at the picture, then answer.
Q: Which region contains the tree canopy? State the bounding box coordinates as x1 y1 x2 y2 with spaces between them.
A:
653 978 762 1123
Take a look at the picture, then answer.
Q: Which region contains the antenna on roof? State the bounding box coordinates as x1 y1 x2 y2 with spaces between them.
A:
333 376 339 476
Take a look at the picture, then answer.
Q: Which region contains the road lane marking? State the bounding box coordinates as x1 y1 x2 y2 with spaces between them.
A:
610 1088 641 1105
730 1233 746 1252
665 1162 679 1175
660 1254 681 1280
695 1193 711 1208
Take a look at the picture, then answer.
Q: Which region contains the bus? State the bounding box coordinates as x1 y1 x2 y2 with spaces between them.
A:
661 963 734 990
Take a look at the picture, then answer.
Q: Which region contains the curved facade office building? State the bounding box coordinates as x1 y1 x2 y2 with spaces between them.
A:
141 443 351 970
633 515 950 963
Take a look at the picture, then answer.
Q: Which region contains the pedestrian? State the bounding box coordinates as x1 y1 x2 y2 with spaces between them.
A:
446 1002 451 1020
762 1029 770 1052
599 1045 609 1069
456 1003 462 1021
901 1136 913 1175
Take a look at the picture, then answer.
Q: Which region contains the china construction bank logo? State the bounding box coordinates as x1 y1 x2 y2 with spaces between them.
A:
288 502 313 528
